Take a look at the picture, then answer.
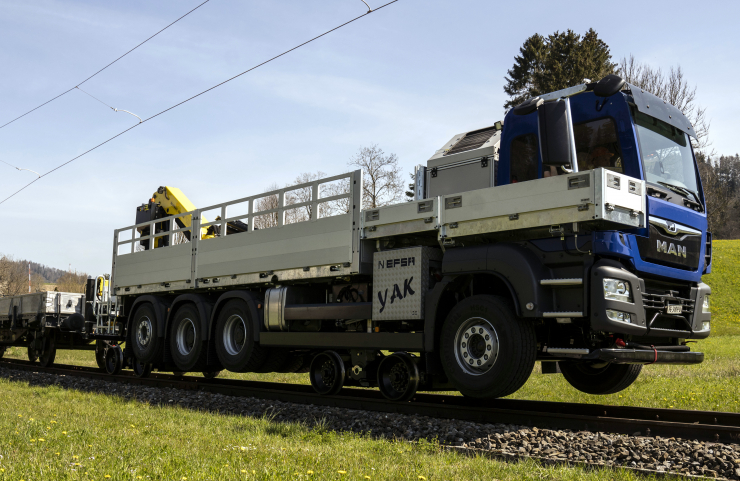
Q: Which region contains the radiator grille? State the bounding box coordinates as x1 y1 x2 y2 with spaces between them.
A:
445 127 497 156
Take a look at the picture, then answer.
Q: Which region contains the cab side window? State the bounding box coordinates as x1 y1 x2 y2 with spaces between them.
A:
574 118 624 173
510 134 538 183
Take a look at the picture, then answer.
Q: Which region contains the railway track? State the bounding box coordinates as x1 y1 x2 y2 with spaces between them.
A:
2 357 738 446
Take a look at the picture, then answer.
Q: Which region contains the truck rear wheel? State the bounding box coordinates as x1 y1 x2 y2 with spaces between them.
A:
559 361 642 395
130 304 163 365
214 299 267 372
439 295 536 399
169 304 208 372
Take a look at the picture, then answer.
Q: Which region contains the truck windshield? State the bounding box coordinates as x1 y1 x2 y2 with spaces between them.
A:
635 110 698 193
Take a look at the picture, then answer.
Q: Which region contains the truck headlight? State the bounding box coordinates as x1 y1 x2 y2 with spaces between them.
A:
603 278 633 302
606 309 632 323
702 321 710 331
702 296 710 313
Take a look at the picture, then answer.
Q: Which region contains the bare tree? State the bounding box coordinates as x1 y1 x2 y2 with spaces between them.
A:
618 55 711 155
348 145 404 209
284 171 326 223
31 273 46 292
253 183 280 229
56 271 87 293
0 256 28 297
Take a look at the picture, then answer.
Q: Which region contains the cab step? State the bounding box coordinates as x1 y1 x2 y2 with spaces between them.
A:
540 278 583 286
542 311 584 318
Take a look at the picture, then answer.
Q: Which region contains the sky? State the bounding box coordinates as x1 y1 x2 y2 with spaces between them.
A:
0 0 738 276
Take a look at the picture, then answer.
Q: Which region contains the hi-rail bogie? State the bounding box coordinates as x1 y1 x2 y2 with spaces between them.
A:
0 74 712 400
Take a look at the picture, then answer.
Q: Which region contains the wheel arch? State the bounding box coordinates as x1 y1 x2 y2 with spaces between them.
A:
424 243 550 353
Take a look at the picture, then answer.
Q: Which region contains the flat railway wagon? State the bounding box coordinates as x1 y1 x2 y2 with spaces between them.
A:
0 75 713 401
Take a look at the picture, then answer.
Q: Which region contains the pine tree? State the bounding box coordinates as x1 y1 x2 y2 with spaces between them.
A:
503 34 547 110
503 29 615 111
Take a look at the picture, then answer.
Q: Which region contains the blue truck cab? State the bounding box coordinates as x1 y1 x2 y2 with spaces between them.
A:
493 76 711 374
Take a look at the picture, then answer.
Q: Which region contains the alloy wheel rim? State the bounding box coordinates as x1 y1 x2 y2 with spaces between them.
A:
223 314 247 356
176 318 197 356
454 317 500 375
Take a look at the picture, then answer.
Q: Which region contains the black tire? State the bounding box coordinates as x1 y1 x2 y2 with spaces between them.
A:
309 351 345 395
279 353 306 373
255 349 288 373
130 303 163 365
39 338 56 368
560 361 642 395
0 347 5 359
133 360 152 378
378 352 420 402
28 345 38 363
214 299 267 373
95 340 106 370
105 345 124 375
440 295 536 399
169 304 208 372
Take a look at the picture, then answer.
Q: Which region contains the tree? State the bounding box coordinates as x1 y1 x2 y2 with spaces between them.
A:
618 55 711 155
56 271 87 293
0 256 27 297
697 153 740 238
348 144 404 209
504 29 615 111
31 273 46 292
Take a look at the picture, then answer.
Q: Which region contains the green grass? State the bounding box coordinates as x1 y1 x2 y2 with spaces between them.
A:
0 379 665 481
702 239 740 336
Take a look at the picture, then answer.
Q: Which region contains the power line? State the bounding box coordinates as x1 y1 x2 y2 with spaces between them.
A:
0 1 399 206
0 0 211 131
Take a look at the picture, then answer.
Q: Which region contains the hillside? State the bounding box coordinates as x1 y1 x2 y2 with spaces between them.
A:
703 239 740 336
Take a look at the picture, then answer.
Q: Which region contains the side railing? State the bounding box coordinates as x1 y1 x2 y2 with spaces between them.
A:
111 170 361 289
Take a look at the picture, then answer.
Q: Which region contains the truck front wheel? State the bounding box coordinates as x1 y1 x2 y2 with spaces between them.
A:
440 295 536 399
559 361 642 395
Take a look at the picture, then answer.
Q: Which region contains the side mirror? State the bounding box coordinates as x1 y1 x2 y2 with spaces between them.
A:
538 100 573 167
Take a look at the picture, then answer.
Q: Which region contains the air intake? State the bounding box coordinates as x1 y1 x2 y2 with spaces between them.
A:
444 126 497 156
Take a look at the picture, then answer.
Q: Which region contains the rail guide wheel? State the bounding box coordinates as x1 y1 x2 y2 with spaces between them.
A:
104 345 124 375
377 352 420 402
202 370 221 379
309 351 346 395
133 359 153 378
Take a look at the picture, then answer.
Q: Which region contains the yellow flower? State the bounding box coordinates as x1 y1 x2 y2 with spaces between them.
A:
51 420 57 423
307 471 314 475
365 477 371 480
17 414 22 417
55 453 60 455
338 471 347 475
62 431 67 435
87 444 92 447
419 477 427 480
105 476 111 479
241 470 247 473
73 456 79 459
131 425 136 428
38 438 45 442
30 439 36 442
181 478 188 480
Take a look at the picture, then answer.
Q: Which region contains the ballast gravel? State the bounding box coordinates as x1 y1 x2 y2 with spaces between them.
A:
2 366 738 480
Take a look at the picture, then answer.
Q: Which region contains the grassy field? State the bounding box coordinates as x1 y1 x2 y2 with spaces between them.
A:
0 378 679 481
702 239 740 336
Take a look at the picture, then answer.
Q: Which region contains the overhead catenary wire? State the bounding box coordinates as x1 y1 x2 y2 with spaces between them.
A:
0 0 211 131
0 0 399 206
76 86 143 123
0 159 41 178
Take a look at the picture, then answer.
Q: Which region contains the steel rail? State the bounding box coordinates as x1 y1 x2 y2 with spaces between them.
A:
2 358 739 444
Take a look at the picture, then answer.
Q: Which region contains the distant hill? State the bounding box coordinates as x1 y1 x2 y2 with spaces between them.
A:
19 260 72 283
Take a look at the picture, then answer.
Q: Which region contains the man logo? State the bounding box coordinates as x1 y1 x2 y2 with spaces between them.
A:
667 222 677 234
657 240 687 258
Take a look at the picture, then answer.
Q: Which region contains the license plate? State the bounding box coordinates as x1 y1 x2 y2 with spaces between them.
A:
666 304 682 314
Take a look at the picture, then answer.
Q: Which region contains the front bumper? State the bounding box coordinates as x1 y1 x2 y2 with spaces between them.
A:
586 348 704 365
590 262 711 339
